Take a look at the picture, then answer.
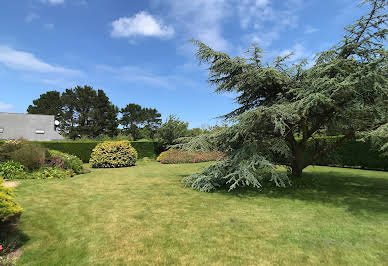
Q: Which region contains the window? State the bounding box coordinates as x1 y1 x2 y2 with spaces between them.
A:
35 130 45 134
0 128 3 133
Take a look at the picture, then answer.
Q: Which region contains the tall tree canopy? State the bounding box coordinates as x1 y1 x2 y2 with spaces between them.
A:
27 90 62 118
120 104 162 140
178 0 388 192
28 86 119 139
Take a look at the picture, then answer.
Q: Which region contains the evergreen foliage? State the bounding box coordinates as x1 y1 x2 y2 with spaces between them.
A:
179 0 387 191
120 104 162 140
27 86 119 139
156 115 189 148
90 141 138 168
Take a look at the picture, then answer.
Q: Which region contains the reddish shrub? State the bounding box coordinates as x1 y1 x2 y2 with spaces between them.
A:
157 149 224 164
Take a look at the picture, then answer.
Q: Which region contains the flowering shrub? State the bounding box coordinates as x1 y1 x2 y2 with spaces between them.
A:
0 161 25 180
25 167 73 179
47 150 84 174
157 149 224 164
90 141 138 168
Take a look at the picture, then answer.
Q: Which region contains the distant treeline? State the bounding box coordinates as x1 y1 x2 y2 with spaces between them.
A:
27 85 218 142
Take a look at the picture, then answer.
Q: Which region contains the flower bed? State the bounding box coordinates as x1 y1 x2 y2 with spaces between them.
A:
157 149 224 164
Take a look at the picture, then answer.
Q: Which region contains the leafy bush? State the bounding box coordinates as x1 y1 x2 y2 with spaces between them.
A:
157 149 224 164
0 179 23 232
156 115 189 148
90 141 138 168
48 150 84 174
1 141 158 162
25 168 73 179
0 139 27 162
0 161 25 180
9 143 47 171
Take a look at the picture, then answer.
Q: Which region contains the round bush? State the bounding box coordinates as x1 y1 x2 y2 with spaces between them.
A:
0 179 23 233
90 141 138 168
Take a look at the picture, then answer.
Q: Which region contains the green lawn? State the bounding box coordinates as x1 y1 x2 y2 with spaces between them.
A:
13 161 388 265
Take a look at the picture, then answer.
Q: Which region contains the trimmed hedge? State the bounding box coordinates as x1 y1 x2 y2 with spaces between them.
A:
1 138 387 169
304 136 388 170
0 140 158 163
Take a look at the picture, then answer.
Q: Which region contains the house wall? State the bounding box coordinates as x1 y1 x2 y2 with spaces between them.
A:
0 113 65 141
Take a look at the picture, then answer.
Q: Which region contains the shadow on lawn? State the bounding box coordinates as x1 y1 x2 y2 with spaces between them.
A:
0 229 29 258
222 168 388 215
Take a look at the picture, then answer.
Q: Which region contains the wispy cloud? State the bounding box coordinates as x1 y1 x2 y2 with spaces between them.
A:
166 0 231 51
40 0 65 5
96 64 198 90
304 25 319 34
25 13 40 23
278 43 312 61
0 102 14 112
0 45 82 76
111 11 174 39
242 0 304 47
44 23 55 30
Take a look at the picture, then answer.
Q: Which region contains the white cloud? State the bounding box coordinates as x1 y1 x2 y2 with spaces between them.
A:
0 102 14 111
279 43 311 61
44 23 55 30
241 0 303 47
0 46 82 76
304 25 319 34
266 43 315 67
111 11 174 39
25 13 40 23
40 0 65 5
238 0 272 29
167 0 230 51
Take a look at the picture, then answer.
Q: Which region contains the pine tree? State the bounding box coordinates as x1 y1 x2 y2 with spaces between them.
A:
90 90 119 138
178 0 387 191
27 90 62 118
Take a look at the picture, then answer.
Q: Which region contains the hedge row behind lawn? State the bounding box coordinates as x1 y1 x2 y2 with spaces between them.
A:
0 140 159 163
304 136 388 170
0 137 387 169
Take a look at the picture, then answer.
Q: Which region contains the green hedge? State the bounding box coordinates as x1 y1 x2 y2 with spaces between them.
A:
304 136 388 170
0 137 386 169
0 140 158 163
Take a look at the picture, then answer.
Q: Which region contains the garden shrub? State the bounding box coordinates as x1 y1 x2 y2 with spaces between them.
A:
25 168 73 179
48 150 84 174
9 143 47 171
0 179 23 232
90 141 138 168
0 139 27 162
0 161 25 180
157 149 224 164
17 141 158 162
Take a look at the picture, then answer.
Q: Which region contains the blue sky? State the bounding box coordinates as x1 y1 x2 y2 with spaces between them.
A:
0 0 365 128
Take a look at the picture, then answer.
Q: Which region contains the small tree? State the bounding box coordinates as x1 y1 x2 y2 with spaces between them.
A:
178 0 387 191
156 115 189 147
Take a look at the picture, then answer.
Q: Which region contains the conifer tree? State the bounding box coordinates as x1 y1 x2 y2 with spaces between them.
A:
178 0 387 191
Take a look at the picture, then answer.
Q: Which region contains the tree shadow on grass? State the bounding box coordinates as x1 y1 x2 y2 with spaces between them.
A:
219 169 388 216
0 229 29 261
